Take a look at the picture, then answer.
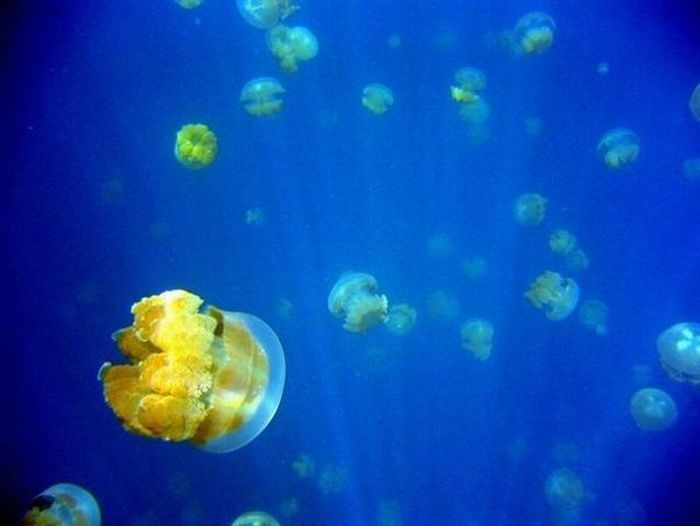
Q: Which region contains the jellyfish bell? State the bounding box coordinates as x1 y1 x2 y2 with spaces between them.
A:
657 322 700 384
513 12 556 55
526 271 579 321
385 303 417 336
21 483 101 526
460 318 494 361
597 128 640 169
630 387 677 431
362 83 394 115
577 300 608 336
240 77 285 116
328 272 389 333
451 67 487 105
513 193 547 225
231 510 280 526
174 123 218 169
690 83 700 123
544 468 584 510
236 0 297 30
549 230 577 255
267 24 318 73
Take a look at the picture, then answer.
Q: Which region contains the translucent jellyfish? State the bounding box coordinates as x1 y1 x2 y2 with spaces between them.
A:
513 193 548 225
318 464 347 494
565 248 589 273
385 303 417 336
240 77 285 116
245 207 266 225
525 271 580 320
549 230 577 255
231 510 280 526
21 483 101 526
460 318 494 361
174 124 218 169
275 297 294 319
630 387 677 431
175 0 204 8
544 468 584 510
577 300 608 335
267 24 318 73
279 497 299 517
513 12 556 55
362 83 394 115
236 0 297 30
292 453 316 478
426 290 460 322
459 97 490 124
596 61 609 75
657 322 700 384
328 272 389 333
462 256 488 280
683 158 700 181
690 83 700 122
450 67 487 105
100 290 285 452
597 128 640 169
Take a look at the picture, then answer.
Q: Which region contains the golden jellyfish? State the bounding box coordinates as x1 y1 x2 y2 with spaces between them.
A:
630 387 677 431
175 0 204 8
99 289 285 452
460 318 494 361
328 272 389 333
657 322 700 384
577 300 609 336
21 484 101 526
267 24 318 73
231 510 280 526
236 0 297 29
549 230 577 255
513 12 556 55
597 128 640 169
362 83 394 115
174 124 218 169
451 67 486 105
462 256 488 280
385 303 417 336
690 83 700 122
240 77 285 116
513 193 547 225
525 271 580 320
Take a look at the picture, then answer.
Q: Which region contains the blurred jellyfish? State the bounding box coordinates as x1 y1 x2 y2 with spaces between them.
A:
524 116 543 137
328 272 389 333
362 83 394 115
21 483 101 526
462 256 488 280
549 230 577 255
683 158 700 181
245 207 266 225
657 322 700 384
565 249 589 273
388 34 402 49
385 303 417 336
175 0 204 8
236 0 297 30
577 300 608 335
690 83 700 122
596 61 609 75
460 318 494 361
459 97 491 124
451 67 487 105
292 454 315 478
174 123 218 169
376 499 403 526
275 297 294 319
526 271 579 320
231 511 280 526
514 193 548 225
513 12 556 55
100 178 124 204
318 464 347 494
544 468 584 510
279 497 299 517
267 24 318 73
240 77 285 116
630 387 677 431
426 233 453 259
597 128 640 169
426 290 460 322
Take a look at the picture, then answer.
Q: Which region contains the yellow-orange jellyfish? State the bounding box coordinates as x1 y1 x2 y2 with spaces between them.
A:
231 510 280 526
174 124 218 169
236 0 297 29
176 0 204 8
526 271 580 320
362 83 394 115
460 318 494 361
513 193 547 225
21 484 101 526
690 83 700 122
240 77 285 116
267 24 318 73
451 67 486 105
513 12 555 55
328 272 389 333
630 387 677 431
100 289 285 452
577 300 608 335
597 128 640 169
549 229 577 255
385 303 417 336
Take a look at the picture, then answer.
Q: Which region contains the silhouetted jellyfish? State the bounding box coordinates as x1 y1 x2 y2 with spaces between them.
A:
657 322 700 384
690 84 700 122
577 300 608 335
549 230 577 255
526 271 579 320
240 77 285 116
100 290 285 452
174 124 218 169
565 248 589 273
513 12 556 55
21 484 101 526
176 0 204 8
386 303 417 336
514 193 547 225
451 67 486 105
231 510 280 526
597 128 640 169
544 468 584 509
362 83 394 115
236 0 297 29
328 272 389 333
630 387 677 431
267 24 318 73
460 318 494 361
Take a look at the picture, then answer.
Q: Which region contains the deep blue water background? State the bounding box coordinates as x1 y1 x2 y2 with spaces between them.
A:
3 0 700 524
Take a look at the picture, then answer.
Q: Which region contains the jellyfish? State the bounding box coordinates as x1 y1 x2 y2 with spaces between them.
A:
328 272 389 333
240 77 285 116
565 248 589 273
385 303 417 336
577 300 608 335
236 0 297 29
513 193 548 225
362 83 394 115
630 387 677 431
426 290 460 322
513 12 556 55
175 0 204 8
460 318 494 361
544 468 584 510
657 322 700 384
267 24 318 73
292 454 316 478
597 128 640 169
690 83 700 122
245 207 266 225
549 230 577 255
526 271 580 320
450 67 486 105
318 464 347 494
462 256 488 280
174 124 218 169
459 97 491 125
231 511 280 526
21 484 101 526
100 289 285 452
279 497 299 517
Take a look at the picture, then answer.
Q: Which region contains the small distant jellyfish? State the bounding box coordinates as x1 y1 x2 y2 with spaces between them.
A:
544 468 584 510
630 387 677 431
426 290 460 322
318 464 347 494
460 318 494 361
657 322 700 384
245 207 266 225
451 67 487 105
236 0 298 30
459 97 491 125
21 483 101 526
597 128 640 169
690 84 700 122
240 77 285 116
524 116 543 137
267 24 318 73
462 256 488 280
683 158 700 181
292 453 315 478
231 510 280 526
514 193 548 225
386 303 417 336
597 61 609 75
513 12 556 55
577 300 609 336
388 34 402 49
175 0 204 8
174 124 218 169
362 83 394 115
549 230 577 255
565 248 589 273
526 271 580 321
328 272 389 333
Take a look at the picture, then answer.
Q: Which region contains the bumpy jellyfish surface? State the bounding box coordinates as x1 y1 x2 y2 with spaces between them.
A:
231 510 280 526
460 318 494 361
514 12 556 55
451 67 486 105
526 271 579 321
240 77 286 116
362 83 394 115
544 468 584 509
577 300 608 336
267 24 318 73
630 387 677 431
175 124 218 169
385 303 417 336
21 483 101 526
175 0 204 8
549 230 577 255
513 193 548 225
236 0 297 29
597 128 640 169
100 290 285 452
690 84 700 123
657 322 700 384
328 272 389 333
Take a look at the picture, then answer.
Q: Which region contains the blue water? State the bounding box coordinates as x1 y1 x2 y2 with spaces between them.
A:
4 0 700 524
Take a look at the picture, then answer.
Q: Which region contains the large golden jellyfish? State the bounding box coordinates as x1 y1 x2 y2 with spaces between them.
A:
240 77 286 117
236 0 297 29
385 303 417 336
526 271 580 320
174 124 218 169
328 272 389 333
267 24 318 73
513 12 556 55
690 83 700 122
21 484 101 526
460 318 494 361
450 67 486 105
630 387 677 431
657 322 700 384
597 128 640 169
231 510 280 526
100 289 285 452
362 83 394 115
513 193 547 226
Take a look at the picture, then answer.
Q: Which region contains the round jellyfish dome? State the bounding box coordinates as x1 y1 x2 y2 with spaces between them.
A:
328 272 389 333
22 483 101 526
690 83 700 123
174 123 218 169
513 193 548 225
657 322 700 384
362 83 394 115
525 271 579 321
240 77 285 116
267 25 318 73
460 318 494 361
231 510 280 526
597 128 640 169
577 300 609 336
385 303 417 336
544 468 584 509
236 0 297 29
630 387 677 431
451 67 487 105
513 12 556 55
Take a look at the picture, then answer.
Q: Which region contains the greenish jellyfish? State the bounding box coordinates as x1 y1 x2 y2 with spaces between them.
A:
363 83 394 115
21 484 101 526
240 77 285 116
231 510 280 526
513 12 556 55
513 193 547 225
597 128 640 169
630 387 677 431
460 318 494 361
236 0 297 29
525 271 579 320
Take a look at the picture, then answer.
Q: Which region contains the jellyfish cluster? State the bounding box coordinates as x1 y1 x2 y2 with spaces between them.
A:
460 318 494 361
597 128 640 169
328 272 389 333
526 271 580 321
21 483 101 526
174 123 218 169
